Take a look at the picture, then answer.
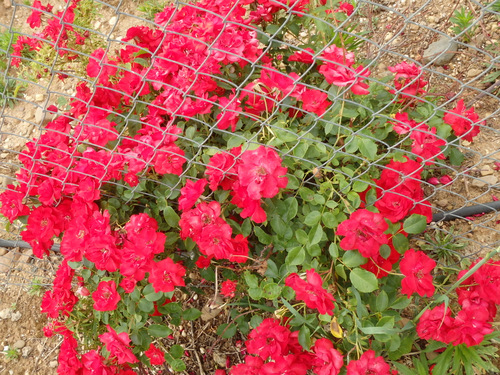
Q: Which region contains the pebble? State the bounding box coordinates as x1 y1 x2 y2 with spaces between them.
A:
49 360 58 368
0 309 12 320
436 199 448 207
94 21 101 29
21 346 32 357
423 35 458 66
4 0 11 8
467 68 483 78
13 340 25 350
472 175 498 188
35 107 45 123
109 16 117 26
35 93 44 102
481 165 494 176
0 248 6 256
11 311 22 322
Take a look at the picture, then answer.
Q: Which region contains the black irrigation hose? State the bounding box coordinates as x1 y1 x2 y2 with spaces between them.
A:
0 202 499 250
432 200 500 222
0 238 60 252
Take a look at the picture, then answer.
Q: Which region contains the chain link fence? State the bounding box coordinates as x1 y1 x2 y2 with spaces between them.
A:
0 0 498 288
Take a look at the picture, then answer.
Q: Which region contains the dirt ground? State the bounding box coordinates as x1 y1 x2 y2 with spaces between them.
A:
0 0 499 374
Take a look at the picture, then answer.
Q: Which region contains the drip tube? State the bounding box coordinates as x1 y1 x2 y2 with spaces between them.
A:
432 200 500 222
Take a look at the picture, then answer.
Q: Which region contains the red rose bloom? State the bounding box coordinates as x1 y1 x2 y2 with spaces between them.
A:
145 343 165 365
92 280 121 312
346 350 392 375
312 338 343 375
336 209 389 258
221 279 237 298
99 325 138 365
443 99 482 142
400 249 436 298
285 269 336 315
148 257 186 293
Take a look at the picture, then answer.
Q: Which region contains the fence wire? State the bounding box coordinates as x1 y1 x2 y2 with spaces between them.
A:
0 0 499 291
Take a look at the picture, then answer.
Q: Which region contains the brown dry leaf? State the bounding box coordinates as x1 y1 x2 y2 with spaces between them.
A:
201 296 225 321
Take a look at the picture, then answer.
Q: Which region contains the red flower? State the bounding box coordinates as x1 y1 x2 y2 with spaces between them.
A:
246 318 291 361
221 279 237 298
230 355 264 375
145 343 165 365
311 338 343 375
390 112 419 135
410 124 446 165
336 209 389 258
346 350 392 375
99 325 138 365
288 48 315 64
0 187 30 223
92 280 121 312
443 99 482 142
400 249 436 298
452 310 493 347
285 269 336 315
416 304 456 344
300 88 331 116
388 61 427 102
148 257 186 293
178 178 207 211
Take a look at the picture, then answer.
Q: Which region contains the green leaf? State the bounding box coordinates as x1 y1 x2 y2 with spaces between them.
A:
163 206 180 228
403 214 427 234
350 268 379 293
286 246 306 266
244 271 259 288
270 215 287 237
328 243 339 258
308 223 324 245
254 226 272 245
216 323 237 338
248 288 263 300
358 137 378 160
144 291 163 302
392 233 409 253
304 211 322 226
322 212 337 228
182 308 201 321
138 299 154 313
262 282 282 300
298 325 311 351
295 229 309 245
170 359 186 372
170 344 184 359
376 290 389 311
342 250 366 267
148 324 172 338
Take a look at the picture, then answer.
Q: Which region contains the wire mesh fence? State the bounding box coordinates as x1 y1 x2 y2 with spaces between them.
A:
0 0 499 371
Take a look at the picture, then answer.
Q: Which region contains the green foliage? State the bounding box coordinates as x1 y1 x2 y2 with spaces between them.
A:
137 0 167 20
450 7 477 42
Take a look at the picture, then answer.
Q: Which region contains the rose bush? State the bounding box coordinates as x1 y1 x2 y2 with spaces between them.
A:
1 0 498 373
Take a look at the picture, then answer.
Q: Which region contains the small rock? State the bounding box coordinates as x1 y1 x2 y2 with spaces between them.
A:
481 165 494 176
4 0 11 8
472 175 498 188
212 352 226 368
0 309 12 320
13 340 25 350
0 153 8 158
467 68 483 78
49 360 58 368
94 21 101 29
0 247 7 256
436 199 448 207
35 93 44 102
11 311 22 322
35 107 45 123
109 16 117 26
423 35 458 66
21 346 32 357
